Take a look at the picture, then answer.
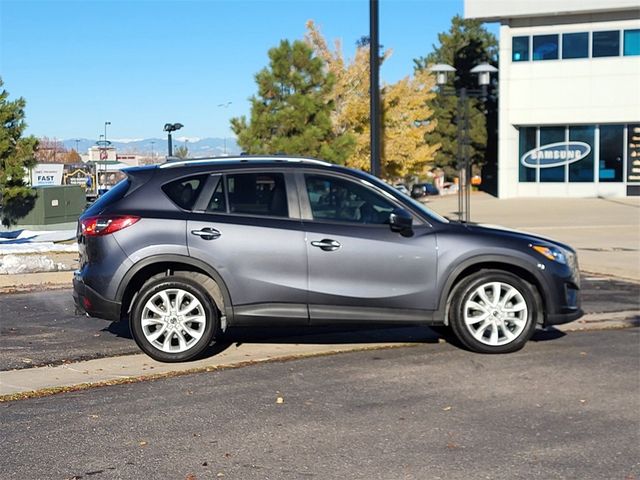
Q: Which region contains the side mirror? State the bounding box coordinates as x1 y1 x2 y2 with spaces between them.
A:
389 208 413 236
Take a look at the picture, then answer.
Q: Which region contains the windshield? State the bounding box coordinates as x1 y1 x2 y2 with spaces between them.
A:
358 171 449 224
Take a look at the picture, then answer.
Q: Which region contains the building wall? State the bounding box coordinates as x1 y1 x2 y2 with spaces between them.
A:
495 13 640 197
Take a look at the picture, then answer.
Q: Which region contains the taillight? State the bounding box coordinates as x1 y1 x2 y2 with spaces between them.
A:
81 216 140 236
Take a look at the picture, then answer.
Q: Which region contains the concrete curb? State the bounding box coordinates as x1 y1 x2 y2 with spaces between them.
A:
1 311 637 401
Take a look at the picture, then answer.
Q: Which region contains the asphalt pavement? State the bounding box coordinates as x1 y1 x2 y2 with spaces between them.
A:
1 328 638 480
0 275 638 371
0 275 640 371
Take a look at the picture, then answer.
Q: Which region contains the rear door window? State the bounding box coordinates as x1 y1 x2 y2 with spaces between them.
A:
226 172 289 217
162 175 206 210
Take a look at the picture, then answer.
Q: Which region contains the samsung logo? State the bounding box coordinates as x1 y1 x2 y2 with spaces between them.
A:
521 141 591 168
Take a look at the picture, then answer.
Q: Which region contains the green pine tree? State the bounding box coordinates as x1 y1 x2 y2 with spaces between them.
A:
414 15 498 184
230 39 354 164
0 78 39 226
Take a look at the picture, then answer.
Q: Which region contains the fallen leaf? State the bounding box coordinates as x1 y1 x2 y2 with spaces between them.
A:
217 473 225 478
579 399 587 404
276 396 284 404
224 452 232 458
88 414 99 419
202 462 208 466
185 474 197 480
139 441 148 447
442 406 452 411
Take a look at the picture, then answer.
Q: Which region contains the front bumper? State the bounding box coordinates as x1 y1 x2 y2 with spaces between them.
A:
545 308 584 326
541 257 583 327
73 272 121 322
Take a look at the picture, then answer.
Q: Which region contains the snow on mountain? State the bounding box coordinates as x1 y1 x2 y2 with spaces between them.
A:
62 137 240 157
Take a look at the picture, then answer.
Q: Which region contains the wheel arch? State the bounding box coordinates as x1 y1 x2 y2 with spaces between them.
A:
438 255 550 324
116 254 233 321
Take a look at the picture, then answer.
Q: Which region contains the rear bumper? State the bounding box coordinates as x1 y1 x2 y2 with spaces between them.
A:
73 272 121 322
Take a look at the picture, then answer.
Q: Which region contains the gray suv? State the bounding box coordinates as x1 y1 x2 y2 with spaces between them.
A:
73 156 582 362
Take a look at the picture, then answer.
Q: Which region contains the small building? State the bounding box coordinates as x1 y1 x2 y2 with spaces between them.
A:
465 0 640 197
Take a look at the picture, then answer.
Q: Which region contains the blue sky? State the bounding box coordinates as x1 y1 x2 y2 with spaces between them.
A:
1 0 496 141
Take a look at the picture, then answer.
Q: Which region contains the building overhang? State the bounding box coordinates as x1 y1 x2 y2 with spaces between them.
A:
464 0 640 22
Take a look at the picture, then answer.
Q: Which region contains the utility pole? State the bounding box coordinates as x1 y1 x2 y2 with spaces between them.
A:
369 0 381 178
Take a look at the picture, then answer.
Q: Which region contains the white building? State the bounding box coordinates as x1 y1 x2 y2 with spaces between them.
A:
465 0 640 197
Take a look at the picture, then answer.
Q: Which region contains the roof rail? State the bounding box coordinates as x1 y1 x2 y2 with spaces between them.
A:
159 155 332 169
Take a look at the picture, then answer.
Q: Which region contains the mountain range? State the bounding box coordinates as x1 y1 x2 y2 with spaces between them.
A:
61 137 240 157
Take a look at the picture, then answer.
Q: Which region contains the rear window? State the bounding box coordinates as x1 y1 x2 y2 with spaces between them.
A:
162 175 206 210
85 179 130 215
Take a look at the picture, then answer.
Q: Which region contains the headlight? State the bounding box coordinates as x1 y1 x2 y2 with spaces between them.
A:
531 245 567 264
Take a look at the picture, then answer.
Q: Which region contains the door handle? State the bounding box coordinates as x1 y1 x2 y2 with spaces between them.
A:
311 239 341 251
190 227 221 240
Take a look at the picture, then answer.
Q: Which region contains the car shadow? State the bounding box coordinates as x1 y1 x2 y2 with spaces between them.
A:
531 327 567 342
100 321 569 361
103 320 133 339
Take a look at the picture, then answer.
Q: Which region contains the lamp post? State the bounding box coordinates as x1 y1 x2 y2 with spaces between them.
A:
429 62 497 223
369 0 381 177
164 123 184 157
150 141 155 163
217 102 232 155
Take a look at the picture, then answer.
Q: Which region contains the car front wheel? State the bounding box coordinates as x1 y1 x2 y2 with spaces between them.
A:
130 275 218 362
449 270 540 354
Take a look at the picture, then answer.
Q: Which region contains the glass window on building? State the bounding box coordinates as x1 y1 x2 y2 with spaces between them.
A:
539 127 565 182
533 35 559 60
593 31 620 57
624 29 640 56
512 36 529 61
599 125 624 182
569 126 595 182
562 32 589 59
519 127 537 182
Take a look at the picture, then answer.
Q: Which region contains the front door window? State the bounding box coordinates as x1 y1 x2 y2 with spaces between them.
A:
305 174 394 224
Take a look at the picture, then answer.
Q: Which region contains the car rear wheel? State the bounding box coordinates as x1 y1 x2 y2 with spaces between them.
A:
130 275 218 362
449 270 540 354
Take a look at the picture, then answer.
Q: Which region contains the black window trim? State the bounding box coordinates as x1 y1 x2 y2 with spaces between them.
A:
295 169 430 227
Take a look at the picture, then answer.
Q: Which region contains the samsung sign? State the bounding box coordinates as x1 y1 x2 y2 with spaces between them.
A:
521 141 591 168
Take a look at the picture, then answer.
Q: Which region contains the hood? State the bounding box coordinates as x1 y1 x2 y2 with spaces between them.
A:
463 222 575 253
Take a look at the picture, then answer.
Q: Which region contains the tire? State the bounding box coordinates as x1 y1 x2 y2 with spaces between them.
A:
449 270 541 354
130 273 218 362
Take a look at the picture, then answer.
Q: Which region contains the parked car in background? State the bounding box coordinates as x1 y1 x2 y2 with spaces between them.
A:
411 182 439 199
394 183 410 195
74 156 582 362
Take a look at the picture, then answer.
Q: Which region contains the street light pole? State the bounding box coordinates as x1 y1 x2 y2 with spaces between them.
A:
430 63 497 223
103 121 111 187
164 123 184 157
369 0 381 178
217 102 232 156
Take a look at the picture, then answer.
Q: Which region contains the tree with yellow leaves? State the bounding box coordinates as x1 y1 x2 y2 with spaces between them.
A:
305 21 439 181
